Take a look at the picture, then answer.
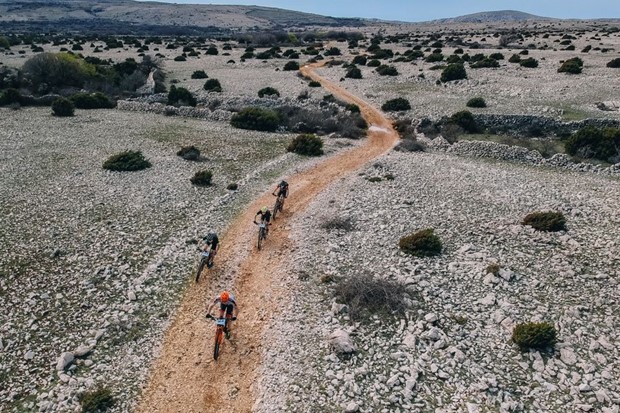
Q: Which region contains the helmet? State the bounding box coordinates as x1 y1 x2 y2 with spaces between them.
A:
261 206 268 213
280 180 288 186
220 291 230 302
205 232 216 243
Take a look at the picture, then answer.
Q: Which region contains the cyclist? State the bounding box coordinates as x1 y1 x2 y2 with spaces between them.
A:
254 206 272 236
272 180 289 200
206 291 238 339
201 232 219 265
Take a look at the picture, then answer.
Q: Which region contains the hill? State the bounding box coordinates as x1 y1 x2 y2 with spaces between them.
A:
433 10 555 23
0 0 364 35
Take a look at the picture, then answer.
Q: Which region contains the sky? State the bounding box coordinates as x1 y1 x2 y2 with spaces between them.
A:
140 0 620 22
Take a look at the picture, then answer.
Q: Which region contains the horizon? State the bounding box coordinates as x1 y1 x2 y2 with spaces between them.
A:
138 0 620 22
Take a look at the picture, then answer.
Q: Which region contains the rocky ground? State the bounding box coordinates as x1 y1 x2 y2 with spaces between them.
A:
0 106 352 412
256 149 620 413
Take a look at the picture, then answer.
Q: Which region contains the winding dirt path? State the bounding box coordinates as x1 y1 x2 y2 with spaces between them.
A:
135 63 399 413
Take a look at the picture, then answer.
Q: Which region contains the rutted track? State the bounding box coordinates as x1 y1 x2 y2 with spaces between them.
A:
135 63 399 413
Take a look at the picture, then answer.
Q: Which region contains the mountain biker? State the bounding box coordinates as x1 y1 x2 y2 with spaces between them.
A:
272 180 289 200
254 206 272 235
206 291 238 339
201 232 219 265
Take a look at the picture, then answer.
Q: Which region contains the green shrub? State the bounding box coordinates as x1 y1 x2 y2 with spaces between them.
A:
206 46 218 55
51 97 75 117
226 183 238 190
367 59 381 67
399 228 442 257
558 57 583 74
230 107 281 132
376 65 398 76
203 78 222 92
69 92 115 109
381 97 411 112
425 53 444 63
450 110 478 133
174 55 186 62
287 134 324 156
103 151 151 171
0 88 23 106
258 86 280 98
283 61 300 71
607 58 620 68
190 170 213 186
470 58 500 69
352 55 367 65
23 52 95 90
489 52 505 60
176 146 200 160
512 322 557 350
466 97 486 108
519 58 539 68
440 63 467 82
308 80 321 87
191 70 208 79
522 211 567 232
446 55 462 64
564 126 620 162
486 263 501 275
346 103 360 113
508 54 521 63
80 387 115 413
167 85 196 107
345 66 362 79
334 274 406 320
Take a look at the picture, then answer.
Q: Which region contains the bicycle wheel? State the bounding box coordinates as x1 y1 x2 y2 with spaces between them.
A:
195 259 206 282
257 228 263 250
213 329 223 360
272 200 279 220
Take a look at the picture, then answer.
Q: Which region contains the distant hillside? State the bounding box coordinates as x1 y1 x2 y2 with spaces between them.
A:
0 0 365 35
433 10 555 23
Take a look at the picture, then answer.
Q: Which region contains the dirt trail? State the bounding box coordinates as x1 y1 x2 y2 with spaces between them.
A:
135 63 399 413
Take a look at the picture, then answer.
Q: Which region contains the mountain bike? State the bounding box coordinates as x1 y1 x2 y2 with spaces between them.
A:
272 193 285 220
206 313 234 360
254 220 268 250
195 248 215 282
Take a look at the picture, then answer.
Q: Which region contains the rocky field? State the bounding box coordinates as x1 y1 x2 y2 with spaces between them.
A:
258 150 620 413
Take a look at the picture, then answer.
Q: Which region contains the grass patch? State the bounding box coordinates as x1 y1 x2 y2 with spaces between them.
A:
80 387 115 413
334 274 407 320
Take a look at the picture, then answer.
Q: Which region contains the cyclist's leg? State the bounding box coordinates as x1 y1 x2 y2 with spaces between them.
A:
224 304 234 338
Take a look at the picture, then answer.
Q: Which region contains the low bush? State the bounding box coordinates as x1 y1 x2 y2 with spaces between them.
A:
425 53 444 63
486 263 501 275
203 78 222 92
450 110 478 133
69 92 115 109
381 97 411 112
174 55 186 62
607 58 620 68
558 57 583 74
103 150 151 171
512 322 557 350
399 228 442 257
522 211 567 232
320 216 354 232
564 126 620 162
470 58 500 69
376 65 398 76
283 61 300 71
508 54 521 63
334 274 407 320
191 170 213 186
345 66 362 79
0 88 23 106
346 103 360 113
230 107 281 132
367 59 381 67
466 97 487 108
394 139 426 152
176 146 200 160
519 57 539 68
51 97 75 117
489 52 505 60
308 80 321 87
440 63 467 82
167 86 196 107
258 86 280 98
80 387 115 413
352 55 367 65
287 134 323 156
226 183 238 190
191 70 208 79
